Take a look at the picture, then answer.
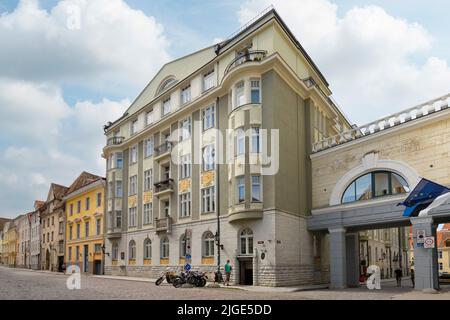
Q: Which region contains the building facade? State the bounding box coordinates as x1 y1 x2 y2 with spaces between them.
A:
102 9 351 286
0 218 10 265
30 201 43 270
16 214 30 269
65 172 106 275
40 184 68 272
6 218 18 267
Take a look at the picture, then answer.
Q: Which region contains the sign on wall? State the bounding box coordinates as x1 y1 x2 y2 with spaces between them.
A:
424 236 435 249
416 229 426 244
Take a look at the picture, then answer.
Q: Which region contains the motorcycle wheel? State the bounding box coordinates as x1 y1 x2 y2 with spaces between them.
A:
173 278 184 288
155 277 164 286
198 278 207 287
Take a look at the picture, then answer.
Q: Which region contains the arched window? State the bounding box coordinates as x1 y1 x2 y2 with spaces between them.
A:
161 236 169 259
157 77 177 95
240 228 253 255
341 171 410 204
144 238 152 260
128 240 136 260
203 232 215 257
180 234 187 258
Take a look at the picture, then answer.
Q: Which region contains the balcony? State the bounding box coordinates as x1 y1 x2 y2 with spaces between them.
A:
224 50 268 75
154 141 172 161
107 136 125 146
155 217 172 233
153 179 174 197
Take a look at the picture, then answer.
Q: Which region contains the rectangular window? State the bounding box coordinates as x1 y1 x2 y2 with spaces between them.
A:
116 152 123 169
76 246 79 262
59 221 64 235
95 244 102 253
202 145 215 172
251 175 261 202
201 187 215 213
180 154 191 179
129 175 137 195
203 70 215 91
69 225 73 240
129 207 137 227
115 210 122 228
77 201 81 213
85 221 89 237
179 117 191 141
145 137 154 158
52 216 54 226
108 182 113 199
70 204 73 216
51 231 54 242
68 247 72 261
76 224 80 239
116 181 123 197
96 219 101 235
85 197 90 211
144 169 153 191
180 85 191 105
179 193 191 218
131 119 138 135
129 146 138 165
439 251 443 259
235 81 245 108
146 110 154 126
237 176 245 203
143 203 153 225
112 244 118 260
250 80 260 104
96 192 102 207
236 129 245 155
202 105 215 131
163 201 170 217
251 127 261 153
162 98 171 116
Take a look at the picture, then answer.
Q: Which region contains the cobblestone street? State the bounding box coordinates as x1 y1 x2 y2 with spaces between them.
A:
1 266 450 300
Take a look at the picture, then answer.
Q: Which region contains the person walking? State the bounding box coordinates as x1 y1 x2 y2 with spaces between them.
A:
410 269 415 288
224 260 232 286
394 267 403 287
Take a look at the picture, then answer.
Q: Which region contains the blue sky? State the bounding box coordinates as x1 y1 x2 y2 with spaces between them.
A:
1 0 450 218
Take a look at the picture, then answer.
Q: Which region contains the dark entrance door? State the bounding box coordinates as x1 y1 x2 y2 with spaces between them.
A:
238 258 253 285
94 260 102 275
58 256 64 272
83 245 89 273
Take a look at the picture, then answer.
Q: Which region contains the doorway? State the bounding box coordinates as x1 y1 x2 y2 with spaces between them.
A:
94 260 102 275
83 245 89 273
238 258 253 285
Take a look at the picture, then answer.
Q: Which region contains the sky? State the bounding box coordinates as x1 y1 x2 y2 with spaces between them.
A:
1 0 450 218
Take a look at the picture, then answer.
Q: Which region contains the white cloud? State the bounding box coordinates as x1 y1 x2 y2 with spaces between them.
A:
238 0 450 124
0 0 171 95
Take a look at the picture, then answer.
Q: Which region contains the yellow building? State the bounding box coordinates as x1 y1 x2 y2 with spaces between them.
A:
438 224 450 276
64 172 106 275
6 218 19 267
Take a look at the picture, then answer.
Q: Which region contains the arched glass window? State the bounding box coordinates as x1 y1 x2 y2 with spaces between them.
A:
240 228 253 255
157 77 177 95
203 231 215 257
161 237 169 259
341 171 410 204
144 238 152 260
180 234 187 258
128 240 136 260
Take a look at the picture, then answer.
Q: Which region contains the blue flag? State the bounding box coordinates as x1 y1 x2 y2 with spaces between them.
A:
398 178 450 217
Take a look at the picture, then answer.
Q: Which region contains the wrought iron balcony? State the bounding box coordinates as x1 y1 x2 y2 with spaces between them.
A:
153 179 174 195
155 216 172 233
107 136 125 146
224 50 268 75
154 141 172 159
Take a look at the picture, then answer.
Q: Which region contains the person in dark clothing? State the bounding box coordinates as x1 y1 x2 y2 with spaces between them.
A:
410 269 415 288
394 268 403 287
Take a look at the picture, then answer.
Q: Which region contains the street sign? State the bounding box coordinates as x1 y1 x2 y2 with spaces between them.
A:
416 229 426 243
184 263 192 271
424 236 435 249
185 254 192 260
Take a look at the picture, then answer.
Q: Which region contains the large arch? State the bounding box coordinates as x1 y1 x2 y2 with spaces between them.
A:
329 152 420 206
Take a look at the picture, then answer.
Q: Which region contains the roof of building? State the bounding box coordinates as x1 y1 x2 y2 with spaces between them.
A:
65 171 104 197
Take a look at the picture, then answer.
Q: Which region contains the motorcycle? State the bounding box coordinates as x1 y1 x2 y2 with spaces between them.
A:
155 268 178 286
172 271 208 288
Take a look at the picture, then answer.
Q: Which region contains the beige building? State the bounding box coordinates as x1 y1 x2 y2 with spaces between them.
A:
16 214 31 269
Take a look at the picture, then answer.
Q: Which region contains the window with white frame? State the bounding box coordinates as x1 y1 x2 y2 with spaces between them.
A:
180 85 191 105
235 81 245 108
146 110 154 126
129 240 136 260
202 105 215 131
250 79 261 103
251 175 261 202
144 238 152 259
237 176 245 203
203 232 215 257
179 154 191 179
116 181 123 197
145 137 154 158
128 207 137 228
203 70 215 91
144 169 153 191
240 228 253 255
251 127 261 153
129 175 137 195
161 237 169 258
179 117 191 141
129 146 138 165
108 154 114 170
163 200 170 217
236 128 245 155
162 98 171 116
115 210 122 228
131 119 138 135
115 152 123 169
202 145 215 171
143 203 152 225
202 186 215 213
179 193 191 218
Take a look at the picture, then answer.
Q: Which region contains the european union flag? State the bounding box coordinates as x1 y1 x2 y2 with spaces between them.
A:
398 178 450 217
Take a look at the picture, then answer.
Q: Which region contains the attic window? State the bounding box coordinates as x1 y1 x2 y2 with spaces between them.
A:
157 77 177 96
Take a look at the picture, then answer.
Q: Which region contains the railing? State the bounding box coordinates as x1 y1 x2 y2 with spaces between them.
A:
153 179 174 194
154 141 172 157
155 217 172 232
312 93 450 153
224 50 268 75
107 136 125 146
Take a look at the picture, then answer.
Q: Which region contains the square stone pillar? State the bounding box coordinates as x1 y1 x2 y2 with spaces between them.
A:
346 232 360 288
410 216 440 291
329 227 347 289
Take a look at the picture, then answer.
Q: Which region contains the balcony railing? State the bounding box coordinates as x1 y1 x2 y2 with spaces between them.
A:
155 217 172 233
107 136 125 146
224 50 268 75
153 179 174 194
154 141 172 158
